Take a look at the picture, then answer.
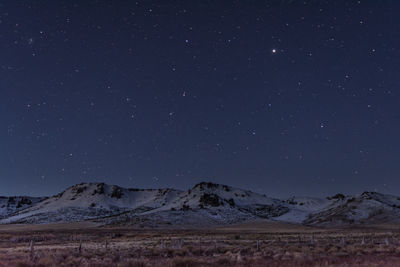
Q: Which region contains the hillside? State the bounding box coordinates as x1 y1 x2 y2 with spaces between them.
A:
1 183 400 227
303 192 400 226
1 183 182 224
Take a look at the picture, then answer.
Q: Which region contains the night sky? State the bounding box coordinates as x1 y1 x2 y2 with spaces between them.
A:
1 1 400 197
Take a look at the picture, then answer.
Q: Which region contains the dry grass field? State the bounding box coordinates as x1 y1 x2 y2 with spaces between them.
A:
0 221 400 266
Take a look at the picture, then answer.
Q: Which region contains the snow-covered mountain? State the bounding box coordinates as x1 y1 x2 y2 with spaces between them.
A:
98 182 289 227
1 182 400 227
303 192 400 226
275 196 338 224
1 183 182 224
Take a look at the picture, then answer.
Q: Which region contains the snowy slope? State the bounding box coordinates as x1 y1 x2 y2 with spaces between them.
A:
164 182 285 211
96 182 289 227
0 196 45 219
303 192 400 226
1 183 182 224
275 196 342 223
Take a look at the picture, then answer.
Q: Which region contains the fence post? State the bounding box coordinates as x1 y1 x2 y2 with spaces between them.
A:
30 240 34 260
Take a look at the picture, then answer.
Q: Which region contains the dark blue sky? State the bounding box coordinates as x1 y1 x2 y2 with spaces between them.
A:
1 0 399 197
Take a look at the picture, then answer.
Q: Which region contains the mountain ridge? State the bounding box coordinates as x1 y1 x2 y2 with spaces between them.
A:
1 182 398 227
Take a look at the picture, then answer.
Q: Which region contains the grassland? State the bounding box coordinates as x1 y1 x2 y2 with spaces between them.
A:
0 221 400 266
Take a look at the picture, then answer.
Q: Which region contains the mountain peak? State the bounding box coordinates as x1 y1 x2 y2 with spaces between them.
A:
192 182 232 192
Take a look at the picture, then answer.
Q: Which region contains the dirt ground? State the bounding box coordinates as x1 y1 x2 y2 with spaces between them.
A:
0 221 400 266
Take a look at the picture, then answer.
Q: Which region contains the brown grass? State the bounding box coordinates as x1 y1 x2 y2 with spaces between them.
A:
0 222 399 266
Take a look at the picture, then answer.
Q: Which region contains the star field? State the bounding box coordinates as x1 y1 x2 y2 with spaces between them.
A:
1 0 399 197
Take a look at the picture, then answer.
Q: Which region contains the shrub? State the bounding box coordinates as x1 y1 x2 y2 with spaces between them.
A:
170 257 201 267
199 194 221 207
111 187 123 199
181 205 190 211
327 193 345 200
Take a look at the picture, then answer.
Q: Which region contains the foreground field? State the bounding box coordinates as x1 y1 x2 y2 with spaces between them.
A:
0 222 400 266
